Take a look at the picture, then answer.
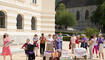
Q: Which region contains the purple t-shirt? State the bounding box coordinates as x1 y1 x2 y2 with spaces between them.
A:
97 37 104 44
81 38 88 43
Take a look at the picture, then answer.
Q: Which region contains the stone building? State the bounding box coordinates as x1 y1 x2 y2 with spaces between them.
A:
61 0 98 30
0 0 55 45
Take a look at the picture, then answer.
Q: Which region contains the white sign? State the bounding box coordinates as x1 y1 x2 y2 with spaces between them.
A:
61 50 69 57
74 48 87 56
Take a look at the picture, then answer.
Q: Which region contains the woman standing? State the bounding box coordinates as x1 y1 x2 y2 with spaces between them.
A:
53 34 57 50
97 34 104 59
88 35 94 59
33 34 39 56
1 34 12 60
70 34 77 53
93 34 98 58
46 34 54 51
55 34 59 50
75 35 80 48
80 34 88 49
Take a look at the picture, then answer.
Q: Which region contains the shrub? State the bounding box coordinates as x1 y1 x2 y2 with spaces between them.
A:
63 36 71 41
56 31 75 35
86 27 99 37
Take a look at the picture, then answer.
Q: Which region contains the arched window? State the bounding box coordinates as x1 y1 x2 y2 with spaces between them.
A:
85 10 89 20
32 0 37 4
0 11 5 28
16 14 23 29
31 17 36 30
76 11 80 20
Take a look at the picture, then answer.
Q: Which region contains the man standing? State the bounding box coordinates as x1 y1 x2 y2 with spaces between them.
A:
40 33 46 55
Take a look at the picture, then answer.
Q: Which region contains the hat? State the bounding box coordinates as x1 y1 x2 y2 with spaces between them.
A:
4 33 8 36
81 34 86 37
99 34 103 36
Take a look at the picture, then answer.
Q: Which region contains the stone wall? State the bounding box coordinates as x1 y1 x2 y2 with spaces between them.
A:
0 0 55 45
67 5 97 30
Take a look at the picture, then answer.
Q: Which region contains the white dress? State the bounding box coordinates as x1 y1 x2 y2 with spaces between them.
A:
46 37 54 51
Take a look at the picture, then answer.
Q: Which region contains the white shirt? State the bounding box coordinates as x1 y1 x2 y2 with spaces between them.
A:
71 36 76 43
90 39 95 46
93 38 97 45
47 37 53 44
33 37 38 41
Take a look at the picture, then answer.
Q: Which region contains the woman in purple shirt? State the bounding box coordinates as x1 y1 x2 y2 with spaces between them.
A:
80 34 88 49
97 34 104 59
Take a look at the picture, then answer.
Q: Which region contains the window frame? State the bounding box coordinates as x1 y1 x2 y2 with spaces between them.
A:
16 14 24 30
32 0 37 4
85 10 89 20
31 16 36 30
0 11 6 28
76 11 80 20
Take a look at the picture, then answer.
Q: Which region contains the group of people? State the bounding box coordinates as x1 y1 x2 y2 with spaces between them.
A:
1 32 105 60
0 33 63 60
22 33 63 60
70 33 105 59
39 33 63 55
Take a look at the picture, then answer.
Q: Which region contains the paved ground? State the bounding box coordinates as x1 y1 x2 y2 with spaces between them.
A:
0 41 103 60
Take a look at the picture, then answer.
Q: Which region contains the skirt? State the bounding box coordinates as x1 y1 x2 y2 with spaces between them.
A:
46 43 54 51
99 44 103 53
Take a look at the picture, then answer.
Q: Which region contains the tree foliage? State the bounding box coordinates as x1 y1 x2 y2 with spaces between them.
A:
55 3 76 27
91 1 105 32
95 0 105 5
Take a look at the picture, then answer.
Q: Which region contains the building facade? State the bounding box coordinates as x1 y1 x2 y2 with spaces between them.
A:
0 0 55 45
61 0 98 30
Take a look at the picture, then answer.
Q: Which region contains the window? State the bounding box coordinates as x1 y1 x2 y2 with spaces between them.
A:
85 10 89 20
76 11 80 20
0 11 5 28
16 14 23 29
18 0 25 2
32 0 37 4
31 17 36 30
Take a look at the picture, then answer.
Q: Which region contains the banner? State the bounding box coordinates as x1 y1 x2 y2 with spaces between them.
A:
44 51 54 57
74 48 87 56
5 40 14 47
61 50 69 57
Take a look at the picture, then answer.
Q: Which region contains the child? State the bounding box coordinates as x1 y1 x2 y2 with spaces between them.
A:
33 34 39 56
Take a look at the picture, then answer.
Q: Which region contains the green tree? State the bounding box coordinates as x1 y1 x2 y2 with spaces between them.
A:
56 0 60 7
55 3 76 29
95 0 105 5
91 1 105 32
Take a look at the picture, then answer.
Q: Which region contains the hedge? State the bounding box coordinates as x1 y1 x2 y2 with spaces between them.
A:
56 31 75 35
63 36 71 41
55 31 84 36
